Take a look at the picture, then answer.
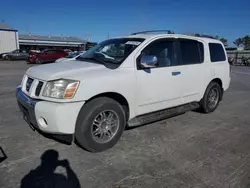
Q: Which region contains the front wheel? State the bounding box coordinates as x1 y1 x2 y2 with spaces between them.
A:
35 58 42 64
200 82 222 113
75 97 126 152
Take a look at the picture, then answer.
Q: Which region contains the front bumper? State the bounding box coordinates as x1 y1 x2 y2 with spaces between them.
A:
16 87 85 143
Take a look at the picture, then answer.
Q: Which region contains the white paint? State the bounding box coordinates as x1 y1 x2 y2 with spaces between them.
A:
35 100 85 134
0 30 19 53
19 33 231 135
136 66 183 115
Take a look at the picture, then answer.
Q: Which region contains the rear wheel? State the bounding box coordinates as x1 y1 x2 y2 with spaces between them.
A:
200 82 222 113
75 97 126 152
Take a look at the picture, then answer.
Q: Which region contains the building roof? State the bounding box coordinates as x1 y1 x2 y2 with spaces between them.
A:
19 34 86 43
0 23 18 32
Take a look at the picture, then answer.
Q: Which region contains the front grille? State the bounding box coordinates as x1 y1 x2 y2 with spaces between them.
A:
26 77 34 92
35 81 44 96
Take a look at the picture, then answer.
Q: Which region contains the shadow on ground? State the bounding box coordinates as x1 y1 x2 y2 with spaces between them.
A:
0 147 7 163
20 149 81 188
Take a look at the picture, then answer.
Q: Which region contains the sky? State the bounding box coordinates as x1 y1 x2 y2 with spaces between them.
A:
1 0 249 46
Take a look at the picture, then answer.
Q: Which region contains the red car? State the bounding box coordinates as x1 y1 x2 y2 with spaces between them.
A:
27 50 68 64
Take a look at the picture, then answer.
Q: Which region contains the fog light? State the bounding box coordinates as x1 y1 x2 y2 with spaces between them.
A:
38 117 48 128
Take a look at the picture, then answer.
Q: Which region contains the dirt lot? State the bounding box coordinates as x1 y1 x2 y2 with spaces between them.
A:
0 61 250 188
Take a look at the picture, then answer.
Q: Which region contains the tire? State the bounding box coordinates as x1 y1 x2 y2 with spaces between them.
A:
35 58 42 64
199 82 222 113
75 97 126 152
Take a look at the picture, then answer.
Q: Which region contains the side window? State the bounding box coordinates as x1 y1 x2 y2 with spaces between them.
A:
141 39 176 67
209 43 226 62
179 39 204 65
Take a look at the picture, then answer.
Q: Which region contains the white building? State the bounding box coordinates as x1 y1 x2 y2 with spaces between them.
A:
0 23 96 54
0 23 19 54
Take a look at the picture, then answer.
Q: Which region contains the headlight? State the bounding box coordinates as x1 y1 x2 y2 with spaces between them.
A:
42 79 80 99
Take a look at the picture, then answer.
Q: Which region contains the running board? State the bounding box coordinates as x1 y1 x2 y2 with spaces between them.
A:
128 102 200 127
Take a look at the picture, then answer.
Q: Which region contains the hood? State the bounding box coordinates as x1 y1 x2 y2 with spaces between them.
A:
26 60 107 81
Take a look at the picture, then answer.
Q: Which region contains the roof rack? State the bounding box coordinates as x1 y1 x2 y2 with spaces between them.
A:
187 33 217 39
131 30 175 35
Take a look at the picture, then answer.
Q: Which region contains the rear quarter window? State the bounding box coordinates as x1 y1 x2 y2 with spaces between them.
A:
209 43 226 62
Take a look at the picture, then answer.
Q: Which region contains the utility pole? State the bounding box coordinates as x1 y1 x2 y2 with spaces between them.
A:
84 33 89 51
85 34 89 41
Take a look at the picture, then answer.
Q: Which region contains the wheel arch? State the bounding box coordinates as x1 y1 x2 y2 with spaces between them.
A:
211 78 223 90
205 78 224 101
85 92 130 121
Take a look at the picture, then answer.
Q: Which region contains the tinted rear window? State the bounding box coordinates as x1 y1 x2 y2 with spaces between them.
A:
209 43 226 62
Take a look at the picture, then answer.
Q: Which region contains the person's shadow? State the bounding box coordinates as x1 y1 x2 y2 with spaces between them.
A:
20 149 81 188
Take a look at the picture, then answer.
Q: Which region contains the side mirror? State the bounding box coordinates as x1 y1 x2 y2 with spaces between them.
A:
139 55 158 68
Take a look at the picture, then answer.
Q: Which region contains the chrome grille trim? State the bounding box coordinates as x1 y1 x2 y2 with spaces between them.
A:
21 75 44 98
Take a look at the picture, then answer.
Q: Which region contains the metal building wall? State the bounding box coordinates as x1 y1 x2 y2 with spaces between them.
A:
0 30 19 54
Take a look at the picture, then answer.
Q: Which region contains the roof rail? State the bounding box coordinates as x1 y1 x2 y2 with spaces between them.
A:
187 33 217 39
131 30 175 35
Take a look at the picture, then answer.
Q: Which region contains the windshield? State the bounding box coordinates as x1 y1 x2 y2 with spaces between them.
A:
65 51 82 58
76 38 145 64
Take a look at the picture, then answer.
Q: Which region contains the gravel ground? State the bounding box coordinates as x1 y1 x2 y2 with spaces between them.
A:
0 61 250 188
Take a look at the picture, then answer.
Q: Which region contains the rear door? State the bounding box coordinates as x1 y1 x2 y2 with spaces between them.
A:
53 50 65 61
176 38 207 103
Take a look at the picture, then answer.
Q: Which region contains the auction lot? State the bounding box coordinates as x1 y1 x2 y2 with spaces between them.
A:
0 61 250 188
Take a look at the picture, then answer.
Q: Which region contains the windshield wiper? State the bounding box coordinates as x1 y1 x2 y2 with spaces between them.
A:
76 56 107 65
93 52 120 64
102 58 120 64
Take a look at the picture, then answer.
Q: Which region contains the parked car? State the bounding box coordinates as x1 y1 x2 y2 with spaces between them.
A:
1 49 19 59
16 31 231 152
27 49 68 64
55 51 86 63
0 52 9 59
64 49 73 54
4 49 29 60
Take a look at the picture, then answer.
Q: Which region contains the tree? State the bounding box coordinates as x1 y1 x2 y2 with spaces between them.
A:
220 38 228 46
242 35 250 50
213 35 228 46
233 38 243 47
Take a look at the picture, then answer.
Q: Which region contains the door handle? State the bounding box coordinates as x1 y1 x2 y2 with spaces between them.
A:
172 71 181 76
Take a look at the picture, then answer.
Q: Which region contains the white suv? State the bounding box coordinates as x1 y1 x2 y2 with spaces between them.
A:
16 31 231 152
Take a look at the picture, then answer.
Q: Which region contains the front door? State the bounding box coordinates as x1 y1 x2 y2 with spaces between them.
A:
43 50 56 62
136 38 183 115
